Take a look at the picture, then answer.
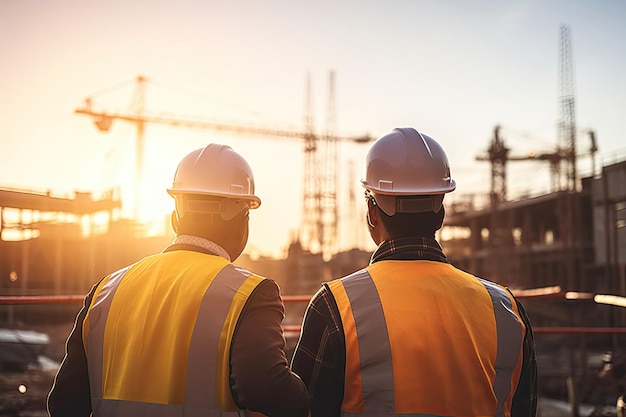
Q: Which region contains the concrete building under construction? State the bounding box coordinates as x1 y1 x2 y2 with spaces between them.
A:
442 160 626 297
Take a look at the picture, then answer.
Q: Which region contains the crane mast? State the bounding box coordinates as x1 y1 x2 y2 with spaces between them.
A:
131 76 146 220
558 24 577 192
296 71 340 259
321 71 339 258
301 72 319 255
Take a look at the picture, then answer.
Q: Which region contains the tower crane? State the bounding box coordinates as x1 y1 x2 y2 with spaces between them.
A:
476 125 568 204
75 74 373 259
477 25 598 204
476 125 597 204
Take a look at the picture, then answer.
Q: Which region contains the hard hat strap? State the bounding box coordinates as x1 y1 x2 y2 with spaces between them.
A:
368 190 444 216
185 199 221 215
177 195 249 221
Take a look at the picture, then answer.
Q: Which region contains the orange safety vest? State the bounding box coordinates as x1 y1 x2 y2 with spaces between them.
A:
82 250 263 416
327 260 526 417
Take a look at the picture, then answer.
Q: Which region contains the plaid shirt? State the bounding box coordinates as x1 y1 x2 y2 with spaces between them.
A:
291 236 537 417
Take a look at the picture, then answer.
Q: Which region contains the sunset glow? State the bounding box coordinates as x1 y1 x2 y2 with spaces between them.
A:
2 1 625 257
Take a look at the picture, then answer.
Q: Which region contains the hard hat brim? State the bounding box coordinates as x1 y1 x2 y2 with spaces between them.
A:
360 179 456 195
167 188 261 209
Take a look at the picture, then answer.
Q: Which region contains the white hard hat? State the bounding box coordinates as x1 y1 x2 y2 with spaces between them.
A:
361 127 455 215
168 144 261 220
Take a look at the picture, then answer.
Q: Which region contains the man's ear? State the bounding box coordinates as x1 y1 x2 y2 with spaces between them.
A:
170 211 179 234
367 202 378 229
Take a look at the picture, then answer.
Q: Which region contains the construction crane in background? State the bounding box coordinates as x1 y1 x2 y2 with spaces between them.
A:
558 23 577 192
476 24 598 204
474 125 540 205
302 71 340 257
476 125 597 204
75 74 372 259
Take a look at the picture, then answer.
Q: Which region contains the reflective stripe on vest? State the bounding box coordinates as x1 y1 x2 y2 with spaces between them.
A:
328 261 525 417
83 253 262 416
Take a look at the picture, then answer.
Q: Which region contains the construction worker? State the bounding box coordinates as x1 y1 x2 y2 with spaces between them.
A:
291 127 537 417
48 144 310 417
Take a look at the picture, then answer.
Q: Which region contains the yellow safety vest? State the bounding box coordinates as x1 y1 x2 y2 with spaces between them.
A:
82 250 263 416
327 260 526 417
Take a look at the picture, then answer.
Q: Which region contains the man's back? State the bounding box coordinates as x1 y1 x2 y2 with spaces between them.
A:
49 243 310 416
84 250 245 407
329 260 525 415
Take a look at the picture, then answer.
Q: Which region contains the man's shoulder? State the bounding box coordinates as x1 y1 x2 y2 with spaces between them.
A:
314 268 368 305
230 265 280 296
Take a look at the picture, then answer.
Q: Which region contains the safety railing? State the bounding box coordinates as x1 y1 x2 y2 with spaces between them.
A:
2 290 626 334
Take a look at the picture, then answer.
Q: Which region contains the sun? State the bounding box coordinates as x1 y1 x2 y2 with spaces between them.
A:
106 154 172 235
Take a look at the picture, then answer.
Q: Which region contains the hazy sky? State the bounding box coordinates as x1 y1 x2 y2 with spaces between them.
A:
1 0 625 257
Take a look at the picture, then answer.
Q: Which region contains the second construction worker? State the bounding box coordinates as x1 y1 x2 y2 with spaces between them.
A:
48 144 310 417
291 127 537 417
